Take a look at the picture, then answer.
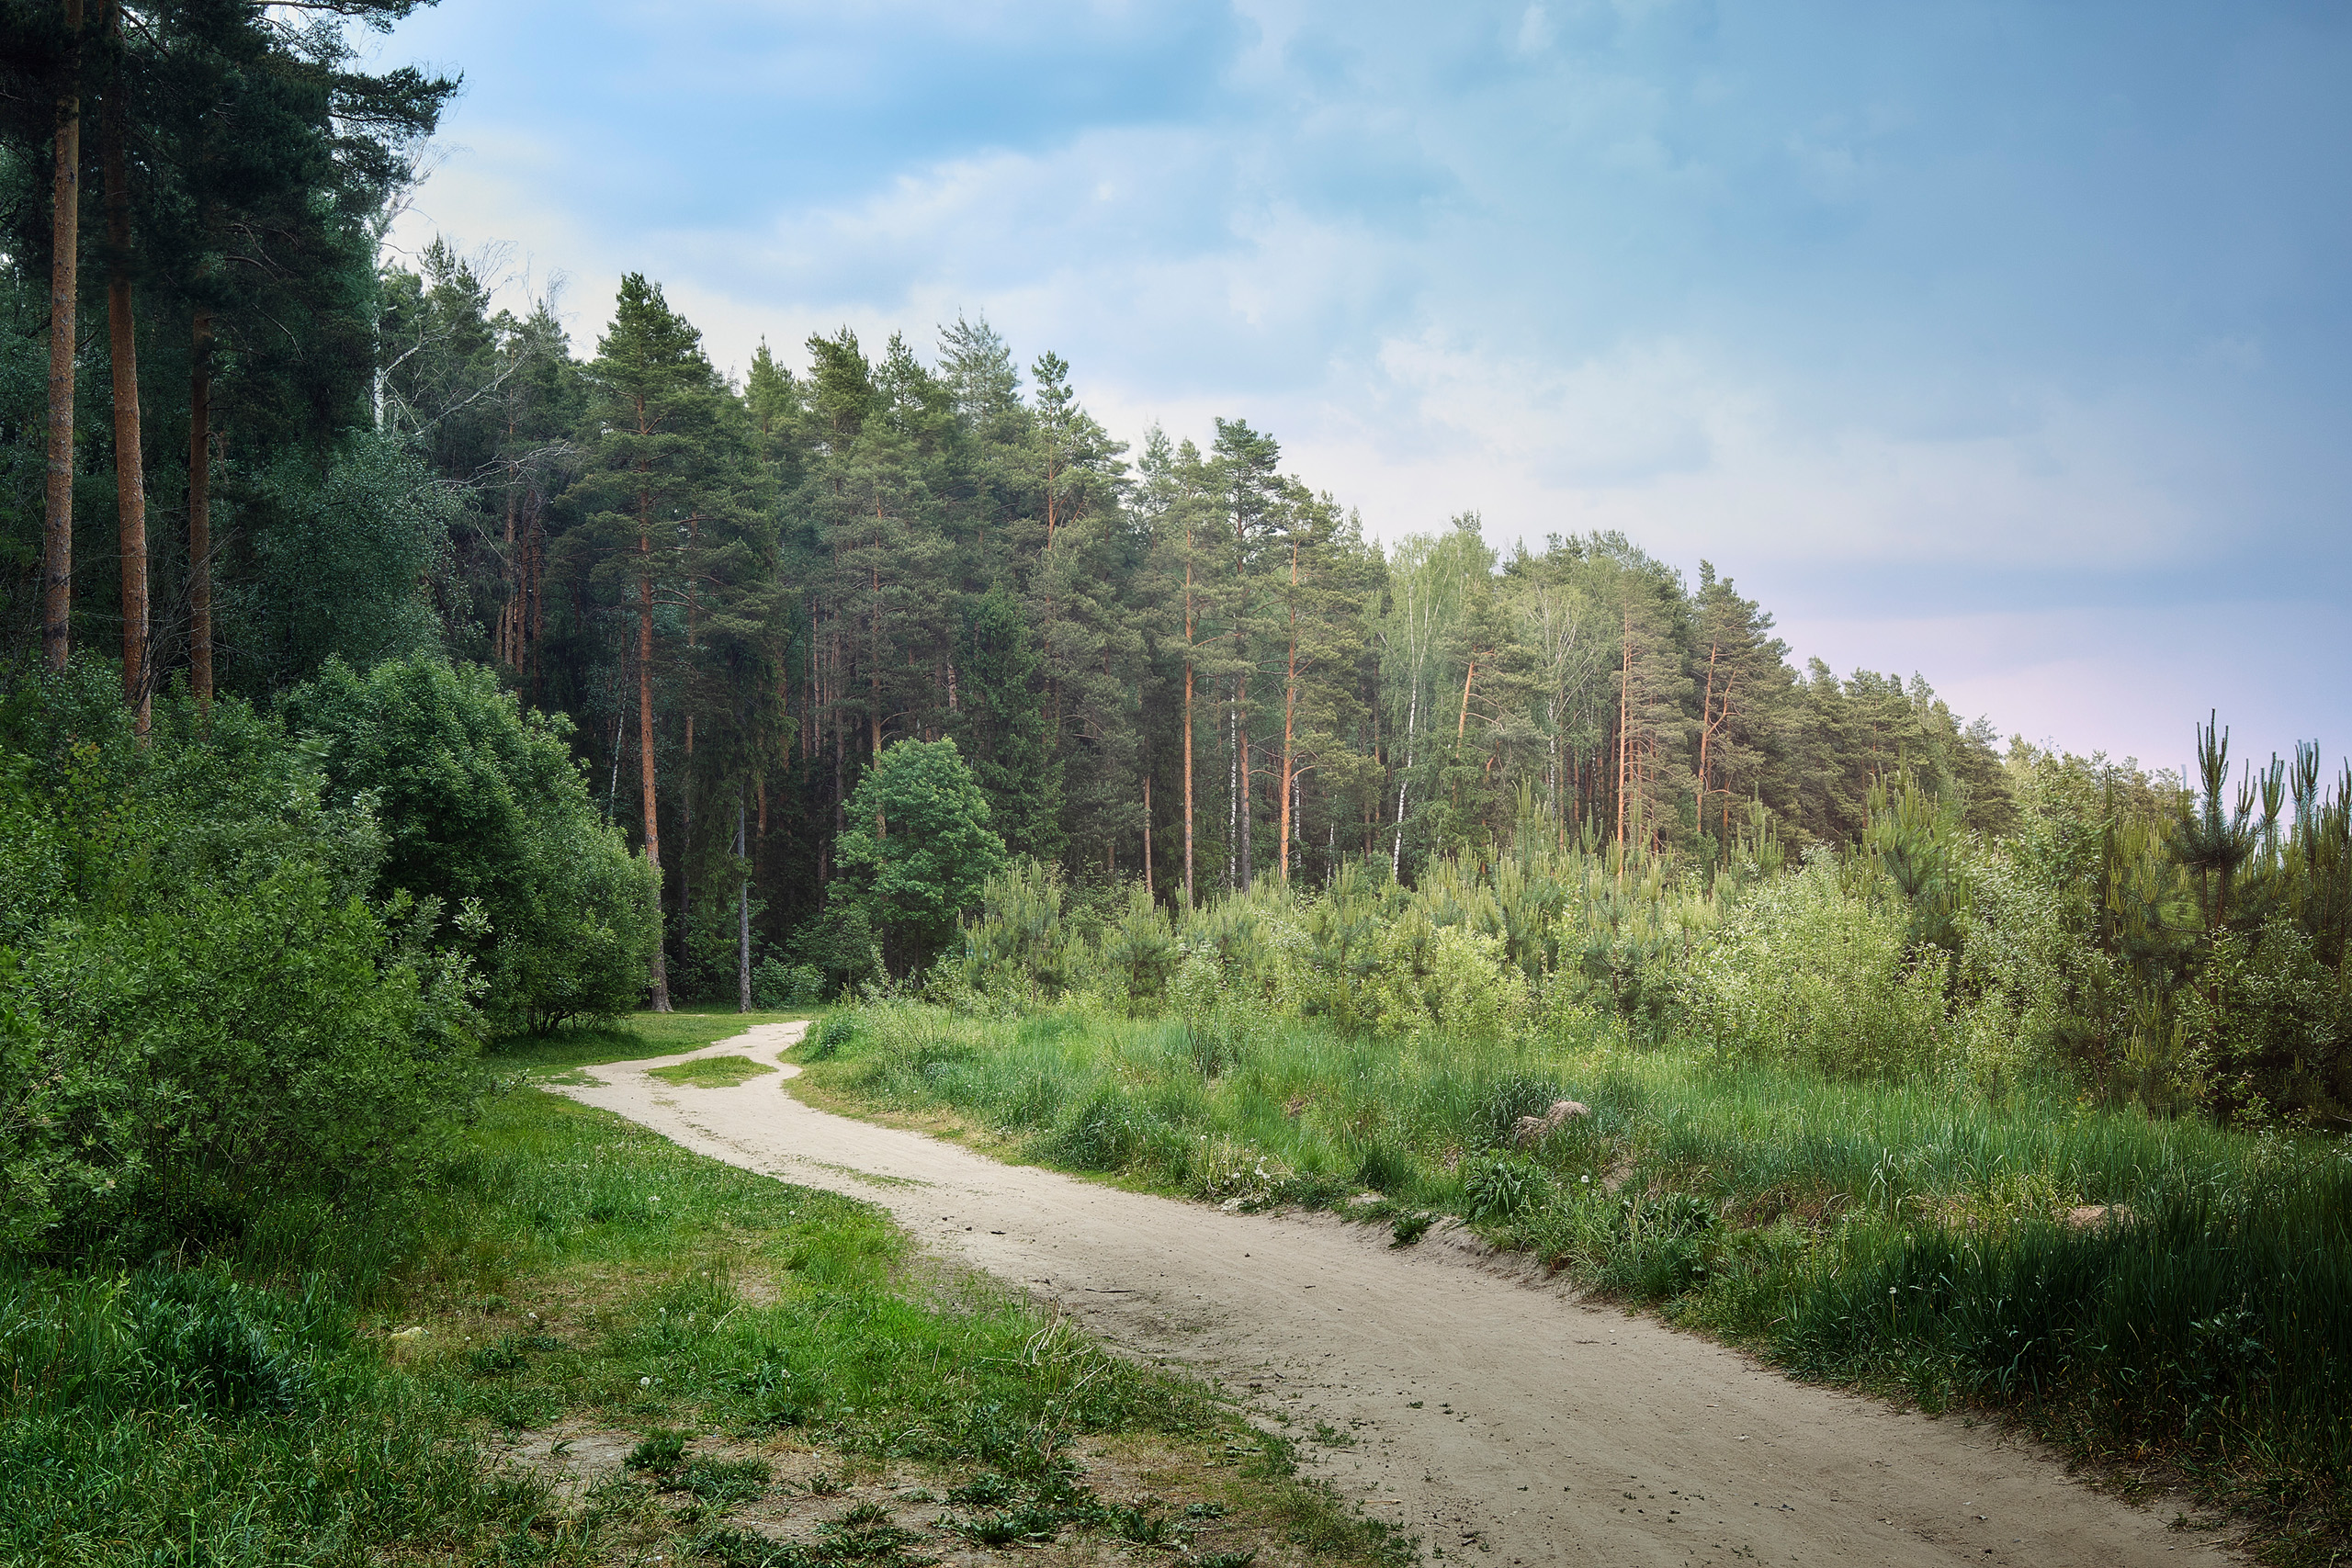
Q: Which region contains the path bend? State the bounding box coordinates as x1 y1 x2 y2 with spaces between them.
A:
553 1021 2234 1568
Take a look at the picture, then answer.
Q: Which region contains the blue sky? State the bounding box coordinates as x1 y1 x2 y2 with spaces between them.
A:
371 0 2350 773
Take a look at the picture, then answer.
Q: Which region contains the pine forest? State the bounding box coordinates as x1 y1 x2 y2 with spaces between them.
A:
5 7 2352 1567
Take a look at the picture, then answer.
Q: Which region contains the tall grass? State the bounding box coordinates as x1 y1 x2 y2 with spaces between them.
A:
807 998 2352 1555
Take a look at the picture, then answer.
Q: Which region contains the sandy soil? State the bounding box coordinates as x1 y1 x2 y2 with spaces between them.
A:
553 1021 2237 1568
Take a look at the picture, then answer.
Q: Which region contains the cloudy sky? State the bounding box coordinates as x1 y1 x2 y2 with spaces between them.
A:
371 0 2350 774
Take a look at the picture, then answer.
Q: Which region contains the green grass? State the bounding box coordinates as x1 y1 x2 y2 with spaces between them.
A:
0 1077 1406 1568
647 1054 779 1089
801 998 2352 1563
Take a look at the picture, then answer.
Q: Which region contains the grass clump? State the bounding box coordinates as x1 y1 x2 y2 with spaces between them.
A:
648 1054 779 1088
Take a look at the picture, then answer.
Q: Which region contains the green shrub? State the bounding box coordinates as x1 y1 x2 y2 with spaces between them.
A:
806 1013 865 1061
283 656 659 1033
753 957 824 1009
1 668 482 1258
1098 885 1177 1012
961 859 1074 999
1034 1083 1154 1171
1680 855 1951 1078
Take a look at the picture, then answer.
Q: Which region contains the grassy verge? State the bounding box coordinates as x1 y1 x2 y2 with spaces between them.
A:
797 998 2352 1563
0 1072 1408 1568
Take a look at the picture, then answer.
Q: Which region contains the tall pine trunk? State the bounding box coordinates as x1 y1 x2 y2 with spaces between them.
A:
187 308 212 710
498 450 517 664
737 791 752 1013
1237 673 1252 891
637 477 671 1010
42 0 83 673
1391 674 1416 874
1182 540 1196 908
1615 607 1631 848
100 2 147 735
1277 540 1299 885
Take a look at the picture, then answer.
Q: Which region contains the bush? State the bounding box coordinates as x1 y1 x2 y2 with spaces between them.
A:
752 957 825 1010
1098 886 1177 1013
0 664 481 1258
283 656 659 1033
1462 1154 1545 1224
960 859 1075 999
1679 854 1951 1078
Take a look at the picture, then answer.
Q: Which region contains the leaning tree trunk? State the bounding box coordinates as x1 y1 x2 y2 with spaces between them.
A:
100 2 148 736
42 0 84 673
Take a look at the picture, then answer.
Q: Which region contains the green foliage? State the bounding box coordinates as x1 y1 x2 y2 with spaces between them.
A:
237 434 459 691
961 858 1076 1000
623 1427 691 1472
0 664 481 1259
956 587 1063 860
1681 854 1951 1079
836 738 1009 974
1099 883 1179 1013
753 955 827 1009
785 903 888 997
1461 1154 1545 1224
283 656 660 1032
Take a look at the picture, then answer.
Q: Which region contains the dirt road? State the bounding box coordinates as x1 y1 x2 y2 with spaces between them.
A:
555 1021 2233 1567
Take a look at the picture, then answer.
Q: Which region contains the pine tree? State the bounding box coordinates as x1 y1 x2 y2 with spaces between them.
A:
1687 563 1791 857
956 584 1059 857
560 274 733 1010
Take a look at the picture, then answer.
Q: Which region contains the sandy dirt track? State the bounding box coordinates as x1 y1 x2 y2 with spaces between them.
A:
555 1021 2234 1568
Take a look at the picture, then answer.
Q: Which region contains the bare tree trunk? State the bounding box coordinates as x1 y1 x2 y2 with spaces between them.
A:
1278 540 1298 885
1615 607 1631 848
187 308 212 712
638 514 671 1011
527 489 547 701
1237 672 1251 892
737 791 752 1013
100 3 147 736
1694 638 1715 847
42 0 84 673
1182 541 1196 908
1391 676 1416 874
498 464 517 665
1143 772 1153 900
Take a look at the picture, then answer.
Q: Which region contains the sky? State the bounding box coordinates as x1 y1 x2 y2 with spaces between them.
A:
368 0 2351 775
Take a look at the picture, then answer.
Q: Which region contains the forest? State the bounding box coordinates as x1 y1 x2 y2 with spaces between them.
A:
6 5 2352 1564
0 0 2021 1010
